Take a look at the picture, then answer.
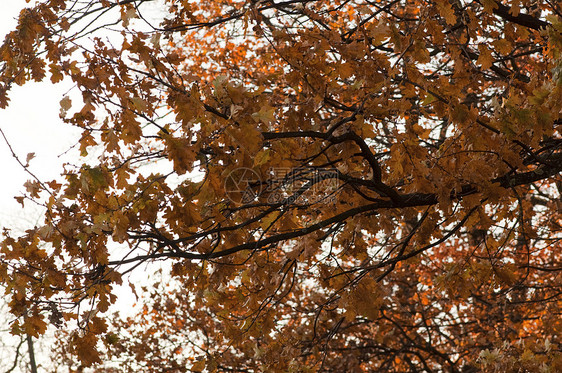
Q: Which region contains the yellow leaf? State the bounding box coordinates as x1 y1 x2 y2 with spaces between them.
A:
477 45 494 70
191 359 206 372
228 122 263 154
24 180 41 198
121 7 136 27
438 2 456 25
251 106 276 126
422 93 436 105
492 39 512 55
130 96 147 112
509 2 521 16
481 0 499 13
90 316 108 334
260 211 281 230
73 333 101 366
59 96 72 116
14 196 25 206
253 148 271 167
369 20 389 45
49 63 63 83
24 315 47 337
496 264 518 286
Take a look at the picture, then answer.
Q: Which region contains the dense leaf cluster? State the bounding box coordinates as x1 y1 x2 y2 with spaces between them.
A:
1 0 562 371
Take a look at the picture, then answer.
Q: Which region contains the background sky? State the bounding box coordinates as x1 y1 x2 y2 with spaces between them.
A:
0 3 123 370
0 3 169 370
0 0 80 231
0 2 73 370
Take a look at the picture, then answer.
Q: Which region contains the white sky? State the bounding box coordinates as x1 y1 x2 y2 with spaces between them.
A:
0 3 171 366
0 3 140 369
0 2 77 369
0 1 79 230
0 1 168 232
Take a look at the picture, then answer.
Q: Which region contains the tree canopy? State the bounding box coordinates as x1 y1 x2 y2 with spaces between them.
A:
1 0 562 371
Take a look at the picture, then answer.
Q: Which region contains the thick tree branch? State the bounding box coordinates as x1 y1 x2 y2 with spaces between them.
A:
111 157 562 266
489 1 549 30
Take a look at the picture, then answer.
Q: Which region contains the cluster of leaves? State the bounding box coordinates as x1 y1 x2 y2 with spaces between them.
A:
1 0 562 371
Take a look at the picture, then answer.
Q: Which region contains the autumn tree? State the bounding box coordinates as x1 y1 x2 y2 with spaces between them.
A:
1 0 562 371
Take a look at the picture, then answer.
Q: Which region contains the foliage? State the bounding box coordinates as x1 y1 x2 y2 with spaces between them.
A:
1 0 562 371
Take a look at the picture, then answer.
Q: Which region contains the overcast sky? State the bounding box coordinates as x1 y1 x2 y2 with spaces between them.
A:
0 0 143 313
0 1 80 230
